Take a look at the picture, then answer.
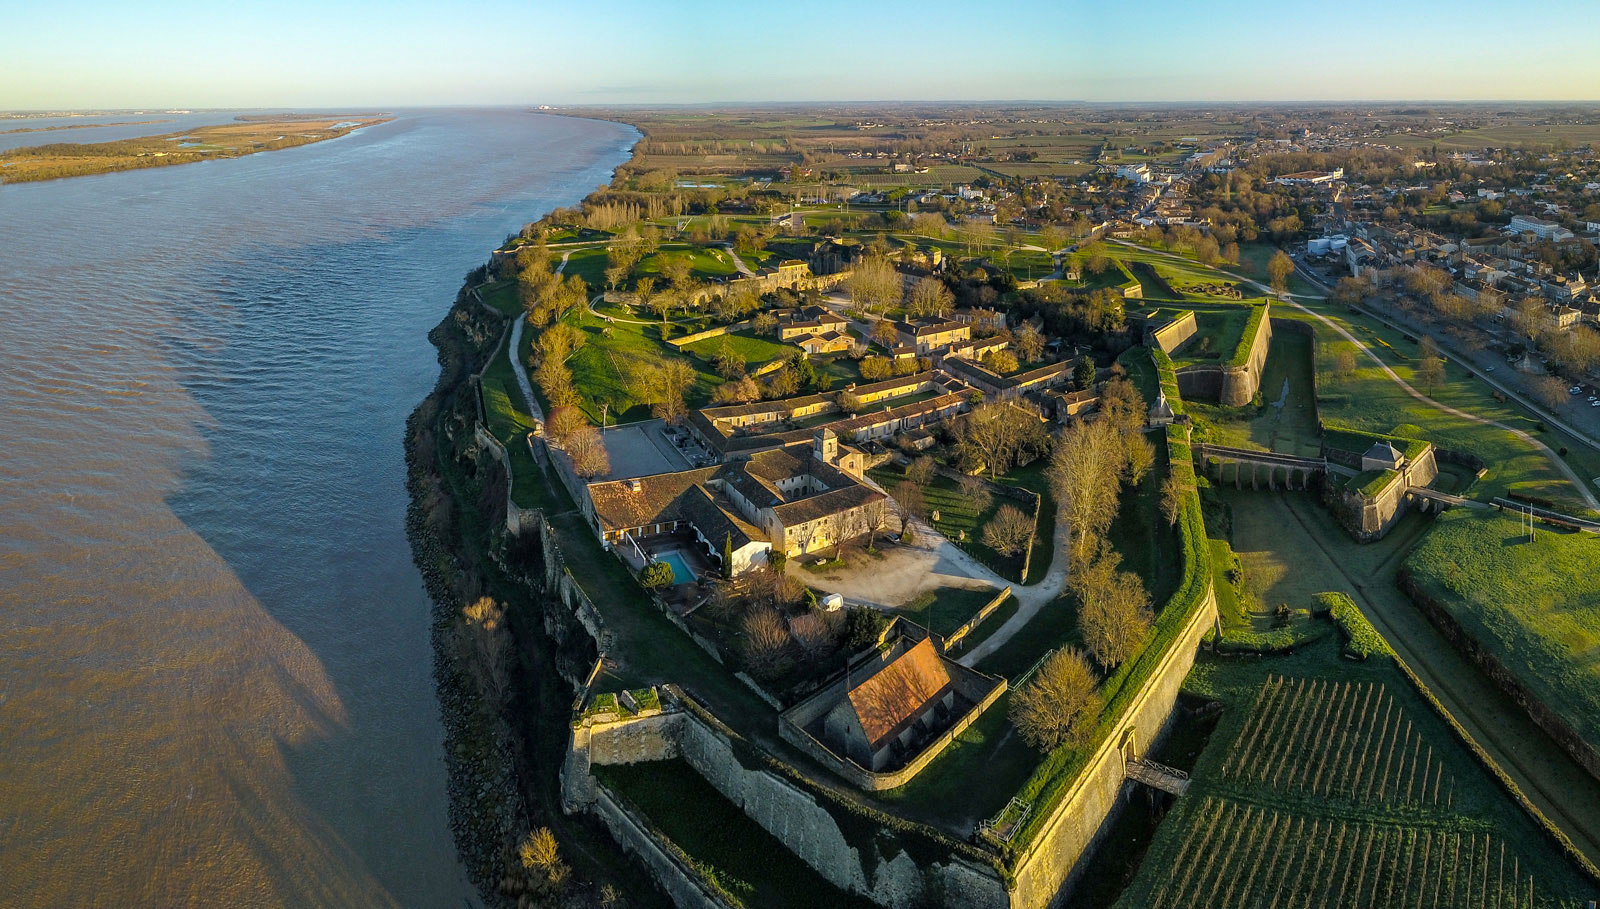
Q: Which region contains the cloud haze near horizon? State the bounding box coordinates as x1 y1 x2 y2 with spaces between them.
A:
5 0 1599 109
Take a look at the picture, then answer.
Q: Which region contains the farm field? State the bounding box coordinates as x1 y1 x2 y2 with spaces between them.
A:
1115 636 1598 907
1376 123 1600 151
1403 509 1600 748
1213 489 1600 867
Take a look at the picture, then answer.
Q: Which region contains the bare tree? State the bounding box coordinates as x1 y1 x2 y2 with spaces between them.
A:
1529 374 1571 411
1334 348 1359 379
1009 647 1100 751
982 504 1033 557
870 318 900 349
1074 554 1153 670
848 256 903 313
905 277 954 319
1049 419 1124 567
1015 323 1045 363
741 607 793 681
959 474 993 513
566 426 611 478
460 597 511 707
892 480 925 524
1125 434 1156 486
1159 472 1185 527
906 455 937 487
862 499 890 552
1267 250 1294 293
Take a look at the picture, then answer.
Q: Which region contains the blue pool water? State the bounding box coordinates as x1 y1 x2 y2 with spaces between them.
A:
656 550 697 583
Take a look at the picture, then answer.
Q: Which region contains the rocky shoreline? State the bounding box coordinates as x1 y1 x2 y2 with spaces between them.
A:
403 276 523 904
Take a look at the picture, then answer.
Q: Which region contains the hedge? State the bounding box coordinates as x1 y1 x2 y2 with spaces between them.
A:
1226 303 1269 367
1315 591 1394 660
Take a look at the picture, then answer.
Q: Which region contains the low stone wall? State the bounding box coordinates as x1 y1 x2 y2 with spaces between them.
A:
563 700 1009 908
778 661 1006 792
667 319 751 350
1006 583 1219 908
943 586 1014 650
591 784 735 909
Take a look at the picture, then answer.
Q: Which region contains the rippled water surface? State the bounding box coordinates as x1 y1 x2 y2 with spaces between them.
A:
0 109 635 906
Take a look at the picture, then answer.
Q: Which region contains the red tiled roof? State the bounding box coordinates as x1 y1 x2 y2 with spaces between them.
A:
846 639 953 750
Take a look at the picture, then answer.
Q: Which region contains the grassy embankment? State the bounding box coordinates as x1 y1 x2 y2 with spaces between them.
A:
1403 509 1600 750
0 116 389 183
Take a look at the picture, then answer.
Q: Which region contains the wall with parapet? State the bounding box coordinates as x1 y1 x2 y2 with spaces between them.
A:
563 699 1010 908
590 785 734 909
1173 303 1274 407
1005 584 1218 907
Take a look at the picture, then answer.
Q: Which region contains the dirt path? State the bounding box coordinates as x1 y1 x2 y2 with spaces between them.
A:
957 501 1071 667
721 243 756 276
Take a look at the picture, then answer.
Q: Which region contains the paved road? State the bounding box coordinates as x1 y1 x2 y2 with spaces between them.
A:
1115 240 1600 512
1111 241 1600 865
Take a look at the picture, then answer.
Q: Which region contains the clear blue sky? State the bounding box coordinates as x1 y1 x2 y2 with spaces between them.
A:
5 0 1598 109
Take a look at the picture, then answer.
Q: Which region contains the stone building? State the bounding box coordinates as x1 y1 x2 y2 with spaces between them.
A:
582 430 891 572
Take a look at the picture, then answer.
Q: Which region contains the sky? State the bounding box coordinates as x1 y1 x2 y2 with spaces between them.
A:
4 0 1600 110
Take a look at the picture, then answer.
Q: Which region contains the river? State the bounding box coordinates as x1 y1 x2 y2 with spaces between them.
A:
0 109 636 906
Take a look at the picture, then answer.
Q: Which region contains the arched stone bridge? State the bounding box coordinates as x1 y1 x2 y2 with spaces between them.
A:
1193 443 1342 491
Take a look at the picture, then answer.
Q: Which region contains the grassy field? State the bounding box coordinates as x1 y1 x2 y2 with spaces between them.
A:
563 307 722 423
682 330 791 367
596 760 872 909
1284 305 1592 511
1403 509 1600 745
1188 328 1322 457
890 586 1005 638
1115 636 1597 907
1166 306 1252 367
633 243 741 283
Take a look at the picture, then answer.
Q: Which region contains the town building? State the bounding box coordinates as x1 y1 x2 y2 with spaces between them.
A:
581 430 890 574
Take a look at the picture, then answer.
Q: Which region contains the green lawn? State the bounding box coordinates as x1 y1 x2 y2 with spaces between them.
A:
891 586 1005 638
632 243 740 284
1404 509 1600 746
479 332 556 510
1114 635 1597 907
682 330 791 368
596 760 873 909
477 279 522 317
1287 306 1592 512
560 245 611 289
1187 327 1322 457
1167 306 1252 367
562 307 723 423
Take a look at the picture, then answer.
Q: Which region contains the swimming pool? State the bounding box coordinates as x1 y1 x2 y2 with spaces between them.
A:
654 549 697 584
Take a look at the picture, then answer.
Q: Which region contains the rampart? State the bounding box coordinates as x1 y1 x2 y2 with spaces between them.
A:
1005 580 1217 906
1148 310 1198 354
1172 302 1273 406
563 694 1010 908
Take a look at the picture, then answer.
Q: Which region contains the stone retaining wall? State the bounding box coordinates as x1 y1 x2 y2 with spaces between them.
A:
1173 303 1274 406
591 784 735 909
563 700 1009 908
1006 583 1219 907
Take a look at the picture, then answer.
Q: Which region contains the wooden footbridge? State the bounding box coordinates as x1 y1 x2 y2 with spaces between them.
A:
1126 758 1192 796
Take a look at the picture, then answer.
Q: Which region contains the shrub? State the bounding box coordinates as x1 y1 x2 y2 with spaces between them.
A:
639 560 676 589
